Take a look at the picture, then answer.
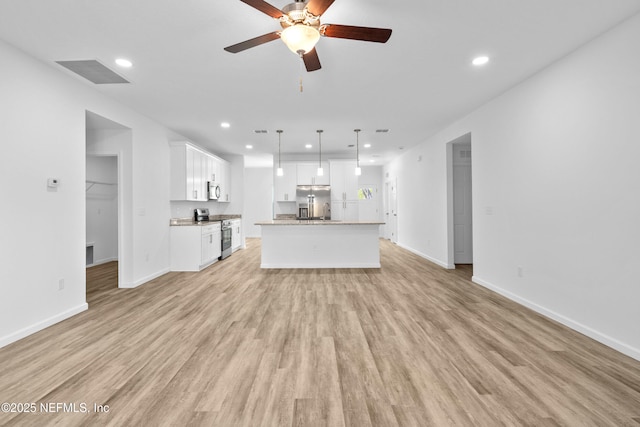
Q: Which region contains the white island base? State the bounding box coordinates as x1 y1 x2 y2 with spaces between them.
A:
257 221 383 269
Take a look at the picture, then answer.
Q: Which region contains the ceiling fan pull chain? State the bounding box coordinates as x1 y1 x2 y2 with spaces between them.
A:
299 55 304 92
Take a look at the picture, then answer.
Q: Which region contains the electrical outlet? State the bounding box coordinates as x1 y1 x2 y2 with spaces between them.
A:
58 278 65 290
145 253 149 262
517 266 523 278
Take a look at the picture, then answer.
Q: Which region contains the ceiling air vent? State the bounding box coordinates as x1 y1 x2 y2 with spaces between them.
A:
55 60 129 84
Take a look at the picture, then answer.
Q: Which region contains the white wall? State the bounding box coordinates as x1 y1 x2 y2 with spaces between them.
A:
0 37 175 347
86 155 118 265
384 14 640 360
244 167 274 237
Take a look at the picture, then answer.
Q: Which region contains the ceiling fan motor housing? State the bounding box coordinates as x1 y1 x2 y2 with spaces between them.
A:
281 1 320 29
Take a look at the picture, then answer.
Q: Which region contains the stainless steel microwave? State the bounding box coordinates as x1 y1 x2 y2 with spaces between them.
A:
208 182 221 200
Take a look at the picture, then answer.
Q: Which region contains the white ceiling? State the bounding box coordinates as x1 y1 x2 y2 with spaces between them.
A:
2 1 639 166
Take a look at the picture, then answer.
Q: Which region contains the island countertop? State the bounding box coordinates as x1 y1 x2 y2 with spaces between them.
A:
256 220 384 226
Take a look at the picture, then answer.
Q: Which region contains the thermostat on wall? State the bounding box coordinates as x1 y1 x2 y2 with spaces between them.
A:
47 178 59 188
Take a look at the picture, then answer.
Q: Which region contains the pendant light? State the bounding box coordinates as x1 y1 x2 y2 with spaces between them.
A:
316 129 324 176
354 129 362 176
276 130 284 176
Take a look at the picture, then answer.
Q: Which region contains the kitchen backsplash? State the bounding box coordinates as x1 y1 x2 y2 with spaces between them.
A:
170 200 233 219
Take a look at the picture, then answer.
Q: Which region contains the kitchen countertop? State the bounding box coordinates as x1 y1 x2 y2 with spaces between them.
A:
170 214 241 226
256 220 384 226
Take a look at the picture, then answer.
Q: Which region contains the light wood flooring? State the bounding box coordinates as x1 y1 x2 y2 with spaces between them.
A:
1 238 639 426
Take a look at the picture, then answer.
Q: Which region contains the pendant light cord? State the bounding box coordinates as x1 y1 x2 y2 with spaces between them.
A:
317 129 323 168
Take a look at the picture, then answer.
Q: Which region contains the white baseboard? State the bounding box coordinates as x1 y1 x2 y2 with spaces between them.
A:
0 303 88 349
261 263 381 269
120 268 171 289
472 275 640 362
396 243 455 269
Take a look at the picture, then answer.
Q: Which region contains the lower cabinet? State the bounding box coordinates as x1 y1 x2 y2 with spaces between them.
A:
231 219 243 252
171 223 221 271
331 200 359 221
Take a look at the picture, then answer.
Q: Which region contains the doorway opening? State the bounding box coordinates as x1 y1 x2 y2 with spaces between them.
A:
85 111 131 291
447 133 473 273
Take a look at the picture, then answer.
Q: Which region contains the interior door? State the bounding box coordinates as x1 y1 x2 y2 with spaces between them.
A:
387 179 397 243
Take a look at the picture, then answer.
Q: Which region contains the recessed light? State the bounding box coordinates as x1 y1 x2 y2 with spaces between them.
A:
364 143 371 148
369 159 375 163
305 144 312 149
245 144 253 149
115 58 132 68
221 122 231 128
472 56 490 66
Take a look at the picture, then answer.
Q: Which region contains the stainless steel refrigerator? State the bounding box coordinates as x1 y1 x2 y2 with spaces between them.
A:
296 185 331 219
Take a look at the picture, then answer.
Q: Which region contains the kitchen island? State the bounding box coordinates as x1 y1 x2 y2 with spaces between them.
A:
255 220 384 269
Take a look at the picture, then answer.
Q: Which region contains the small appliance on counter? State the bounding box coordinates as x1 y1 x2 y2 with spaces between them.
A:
194 208 210 222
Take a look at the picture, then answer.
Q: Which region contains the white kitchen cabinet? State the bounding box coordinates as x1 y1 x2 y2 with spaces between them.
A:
206 155 219 184
231 219 243 252
274 162 297 202
170 142 209 201
297 161 330 185
330 160 359 200
218 159 231 202
331 200 359 221
170 142 229 202
330 160 360 220
171 223 221 271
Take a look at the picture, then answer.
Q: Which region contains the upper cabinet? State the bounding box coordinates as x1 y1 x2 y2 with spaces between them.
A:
330 160 359 201
297 162 330 185
171 143 206 201
274 162 297 202
218 160 231 202
170 141 230 202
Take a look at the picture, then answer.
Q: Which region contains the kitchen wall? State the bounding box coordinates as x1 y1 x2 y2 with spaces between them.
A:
385 13 640 360
0 37 177 347
244 167 274 238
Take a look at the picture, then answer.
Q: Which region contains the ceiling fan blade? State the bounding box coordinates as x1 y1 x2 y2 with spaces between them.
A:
305 0 335 16
303 48 321 72
224 32 281 53
322 24 392 43
239 0 284 19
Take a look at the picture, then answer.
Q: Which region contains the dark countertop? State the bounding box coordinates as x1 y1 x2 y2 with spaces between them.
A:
170 214 241 226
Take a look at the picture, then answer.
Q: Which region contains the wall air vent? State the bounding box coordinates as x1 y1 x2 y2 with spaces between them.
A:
55 60 130 84
376 129 390 133
254 130 268 134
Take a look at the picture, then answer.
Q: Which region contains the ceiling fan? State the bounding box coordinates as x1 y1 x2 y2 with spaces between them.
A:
224 0 392 72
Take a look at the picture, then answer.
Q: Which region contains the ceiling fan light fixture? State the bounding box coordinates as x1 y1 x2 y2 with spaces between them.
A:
280 24 320 55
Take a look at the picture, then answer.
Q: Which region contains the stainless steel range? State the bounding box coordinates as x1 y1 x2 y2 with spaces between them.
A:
220 219 232 259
